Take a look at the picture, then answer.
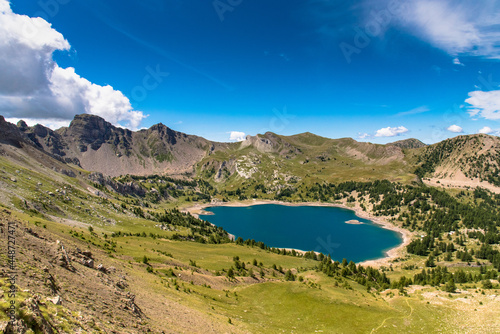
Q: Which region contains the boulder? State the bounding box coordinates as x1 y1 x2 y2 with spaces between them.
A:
48 296 61 305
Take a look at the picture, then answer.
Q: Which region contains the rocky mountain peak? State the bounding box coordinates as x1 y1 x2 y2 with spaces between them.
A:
17 120 28 131
64 114 131 152
68 114 114 139
389 138 427 149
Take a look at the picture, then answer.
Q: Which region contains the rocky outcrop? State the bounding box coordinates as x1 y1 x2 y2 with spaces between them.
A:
215 160 236 182
88 172 146 196
240 134 277 153
240 132 301 156
53 241 75 272
0 116 24 148
15 121 81 166
72 248 94 269
59 114 133 153
20 123 68 157
122 292 144 318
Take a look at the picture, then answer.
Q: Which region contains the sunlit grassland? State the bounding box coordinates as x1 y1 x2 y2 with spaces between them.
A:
113 236 318 272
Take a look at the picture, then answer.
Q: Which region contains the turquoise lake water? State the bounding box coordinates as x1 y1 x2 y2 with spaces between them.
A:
199 204 402 263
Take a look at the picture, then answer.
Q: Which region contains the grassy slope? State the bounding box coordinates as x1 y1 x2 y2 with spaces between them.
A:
197 133 417 191
4 208 498 333
1 144 500 333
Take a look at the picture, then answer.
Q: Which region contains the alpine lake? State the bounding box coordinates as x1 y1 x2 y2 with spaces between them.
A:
199 204 403 263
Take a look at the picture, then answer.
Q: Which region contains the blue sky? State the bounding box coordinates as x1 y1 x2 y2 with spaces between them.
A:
2 0 500 143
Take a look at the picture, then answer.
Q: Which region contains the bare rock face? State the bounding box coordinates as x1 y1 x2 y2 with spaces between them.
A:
31 124 68 157
16 120 77 165
2 319 29 334
116 279 129 290
240 132 301 156
147 122 179 146
62 113 133 152
240 134 276 153
52 114 216 176
0 115 24 148
214 159 236 182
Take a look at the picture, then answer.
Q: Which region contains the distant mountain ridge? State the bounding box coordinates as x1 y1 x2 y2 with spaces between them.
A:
1 114 499 191
11 114 230 177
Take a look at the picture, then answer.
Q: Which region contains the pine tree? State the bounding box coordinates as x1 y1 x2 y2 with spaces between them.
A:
284 270 295 281
444 278 456 293
227 267 235 279
425 255 436 267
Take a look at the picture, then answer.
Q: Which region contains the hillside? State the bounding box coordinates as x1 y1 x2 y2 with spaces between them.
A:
197 132 417 191
413 134 500 192
389 138 427 149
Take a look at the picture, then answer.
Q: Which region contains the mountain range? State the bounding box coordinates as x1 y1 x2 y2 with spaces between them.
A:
1 114 500 192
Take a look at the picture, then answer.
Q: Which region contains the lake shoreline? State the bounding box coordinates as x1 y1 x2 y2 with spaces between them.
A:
182 199 413 268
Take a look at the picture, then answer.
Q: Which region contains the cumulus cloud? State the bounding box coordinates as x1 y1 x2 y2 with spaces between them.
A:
465 90 500 120
478 126 493 134
374 126 408 137
0 0 145 129
358 133 370 139
229 131 246 142
447 125 463 133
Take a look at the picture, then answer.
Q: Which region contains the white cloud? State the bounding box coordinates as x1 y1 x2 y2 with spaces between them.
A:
478 126 493 134
374 126 408 137
5 117 71 130
392 0 500 59
396 105 429 117
310 0 500 60
0 0 10 13
447 125 463 133
465 90 500 120
229 131 246 142
0 0 145 130
453 57 464 66
358 132 370 139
